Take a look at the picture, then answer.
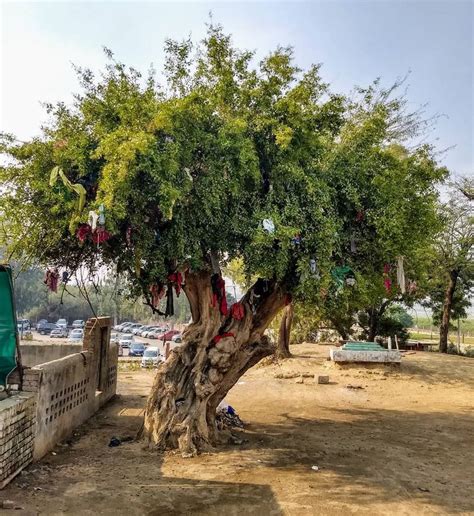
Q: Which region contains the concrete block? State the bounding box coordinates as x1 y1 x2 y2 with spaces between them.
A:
330 349 401 363
317 375 330 384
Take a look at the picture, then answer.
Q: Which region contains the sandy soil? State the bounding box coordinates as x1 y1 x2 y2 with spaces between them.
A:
2 344 473 515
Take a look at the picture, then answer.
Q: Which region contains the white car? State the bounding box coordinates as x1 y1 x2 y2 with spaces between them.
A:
144 327 160 338
138 325 155 337
132 325 146 335
117 322 134 332
141 347 164 368
127 323 143 334
141 326 160 338
119 334 134 349
56 318 68 329
171 333 183 343
147 327 168 339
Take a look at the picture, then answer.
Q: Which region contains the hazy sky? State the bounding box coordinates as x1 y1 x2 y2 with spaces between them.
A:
1 1 472 176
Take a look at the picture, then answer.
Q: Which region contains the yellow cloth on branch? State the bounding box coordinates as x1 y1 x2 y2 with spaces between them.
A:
50 166 87 233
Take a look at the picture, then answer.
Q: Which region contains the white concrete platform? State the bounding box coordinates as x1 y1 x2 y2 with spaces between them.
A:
330 348 401 363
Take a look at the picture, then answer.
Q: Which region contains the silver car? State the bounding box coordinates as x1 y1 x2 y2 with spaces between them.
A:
50 327 68 338
68 329 84 342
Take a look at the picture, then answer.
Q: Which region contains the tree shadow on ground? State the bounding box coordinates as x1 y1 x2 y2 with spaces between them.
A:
234 406 474 514
7 371 474 515
8 393 283 516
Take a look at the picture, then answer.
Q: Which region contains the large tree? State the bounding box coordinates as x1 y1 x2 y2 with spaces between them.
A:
0 26 446 454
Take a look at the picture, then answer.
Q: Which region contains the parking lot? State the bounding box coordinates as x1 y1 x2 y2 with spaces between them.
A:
27 328 183 362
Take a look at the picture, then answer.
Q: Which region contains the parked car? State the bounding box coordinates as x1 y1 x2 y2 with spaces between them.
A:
37 322 59 335
145 328 159 339
56 318 68 329
50 327 68 338
116 321 133 332
110 332 120 344
140 326 156 338
17 319 31 331
171 333 183 343
147 327 168 339
68 329 84 342
141 347 164 368
126 323 142 334
36 319 48 330
72 319 85 329
144 326 166 338
119 334 134 349
157 330 181 341
131 324 146 335
129 342 146 357
137 325 153 337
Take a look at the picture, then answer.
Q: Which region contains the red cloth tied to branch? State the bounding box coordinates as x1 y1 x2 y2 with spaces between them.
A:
76 224 92 243
210 274 228 316
212 332 235 344
230 302 245 320
168 272 183 297
44 269 59 292
92 227 111 244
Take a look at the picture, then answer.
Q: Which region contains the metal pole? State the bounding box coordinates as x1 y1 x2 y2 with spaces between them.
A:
457 318 461 353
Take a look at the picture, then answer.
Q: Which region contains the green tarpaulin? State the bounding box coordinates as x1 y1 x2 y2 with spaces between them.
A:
342 341 385 351
0 265 18 386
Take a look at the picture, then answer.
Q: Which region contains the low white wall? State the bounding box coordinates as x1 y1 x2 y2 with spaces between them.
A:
0 317 118 488
31 348 117 459
32 351 96 459
20 342 83 367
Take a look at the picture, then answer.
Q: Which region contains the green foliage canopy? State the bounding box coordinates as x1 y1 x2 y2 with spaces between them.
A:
0 25 447 307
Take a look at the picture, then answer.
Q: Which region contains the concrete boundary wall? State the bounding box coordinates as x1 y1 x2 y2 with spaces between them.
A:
32 317 117 459
32 352 95 459
0 317 118 487
20 343 83 368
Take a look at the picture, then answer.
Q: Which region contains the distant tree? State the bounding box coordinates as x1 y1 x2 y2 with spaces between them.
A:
454 175 474 201
426 190 473 352
11 266 48 317
359 304 413 344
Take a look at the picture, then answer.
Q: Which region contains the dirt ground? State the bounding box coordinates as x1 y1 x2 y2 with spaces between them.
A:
2 344 474 515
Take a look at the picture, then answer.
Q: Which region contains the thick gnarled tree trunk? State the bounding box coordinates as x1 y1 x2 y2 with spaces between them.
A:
277 303 294 358
439 270 458 353
140 271 285 456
